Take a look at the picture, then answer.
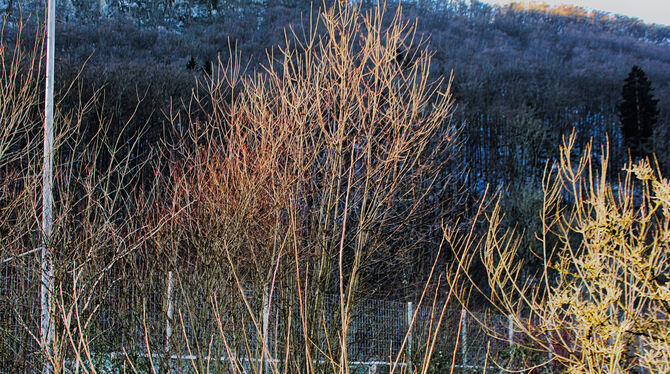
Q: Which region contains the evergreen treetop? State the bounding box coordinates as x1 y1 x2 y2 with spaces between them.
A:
617 65 659 159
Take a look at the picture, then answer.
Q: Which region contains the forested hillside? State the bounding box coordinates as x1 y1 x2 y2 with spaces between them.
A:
2 2 670 371
2 0 669 272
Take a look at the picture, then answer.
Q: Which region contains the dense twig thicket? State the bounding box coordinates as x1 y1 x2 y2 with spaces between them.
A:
1 3 470 373
2 1 670 373
4 1 668 278
457 135 670 372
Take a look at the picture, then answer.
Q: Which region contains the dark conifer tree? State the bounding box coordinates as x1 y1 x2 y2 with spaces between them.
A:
202 60 213 75
186 56 197 70
617 65 659 159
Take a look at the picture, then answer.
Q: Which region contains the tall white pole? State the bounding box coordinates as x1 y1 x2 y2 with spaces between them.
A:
41 0 56 372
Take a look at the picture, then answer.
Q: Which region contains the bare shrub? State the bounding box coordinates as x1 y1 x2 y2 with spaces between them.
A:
458 134 670 372
1 19 173 372
148 1 468 372
2 2 472 372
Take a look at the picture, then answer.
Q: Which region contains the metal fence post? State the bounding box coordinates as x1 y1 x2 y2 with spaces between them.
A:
165 270 174 355
547 321 554 361
262 288 270 374
41 0 56 372
461 308 467 369
508 314 514 348
407 301 414 373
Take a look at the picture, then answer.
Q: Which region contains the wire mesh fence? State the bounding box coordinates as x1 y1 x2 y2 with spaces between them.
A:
0 258 40 372
0 261 518 373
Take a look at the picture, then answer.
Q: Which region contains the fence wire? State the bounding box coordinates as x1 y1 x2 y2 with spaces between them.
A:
0 262 514 373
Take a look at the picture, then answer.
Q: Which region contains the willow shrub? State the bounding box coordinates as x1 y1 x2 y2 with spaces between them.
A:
152 1 466 373
2 1 470 372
